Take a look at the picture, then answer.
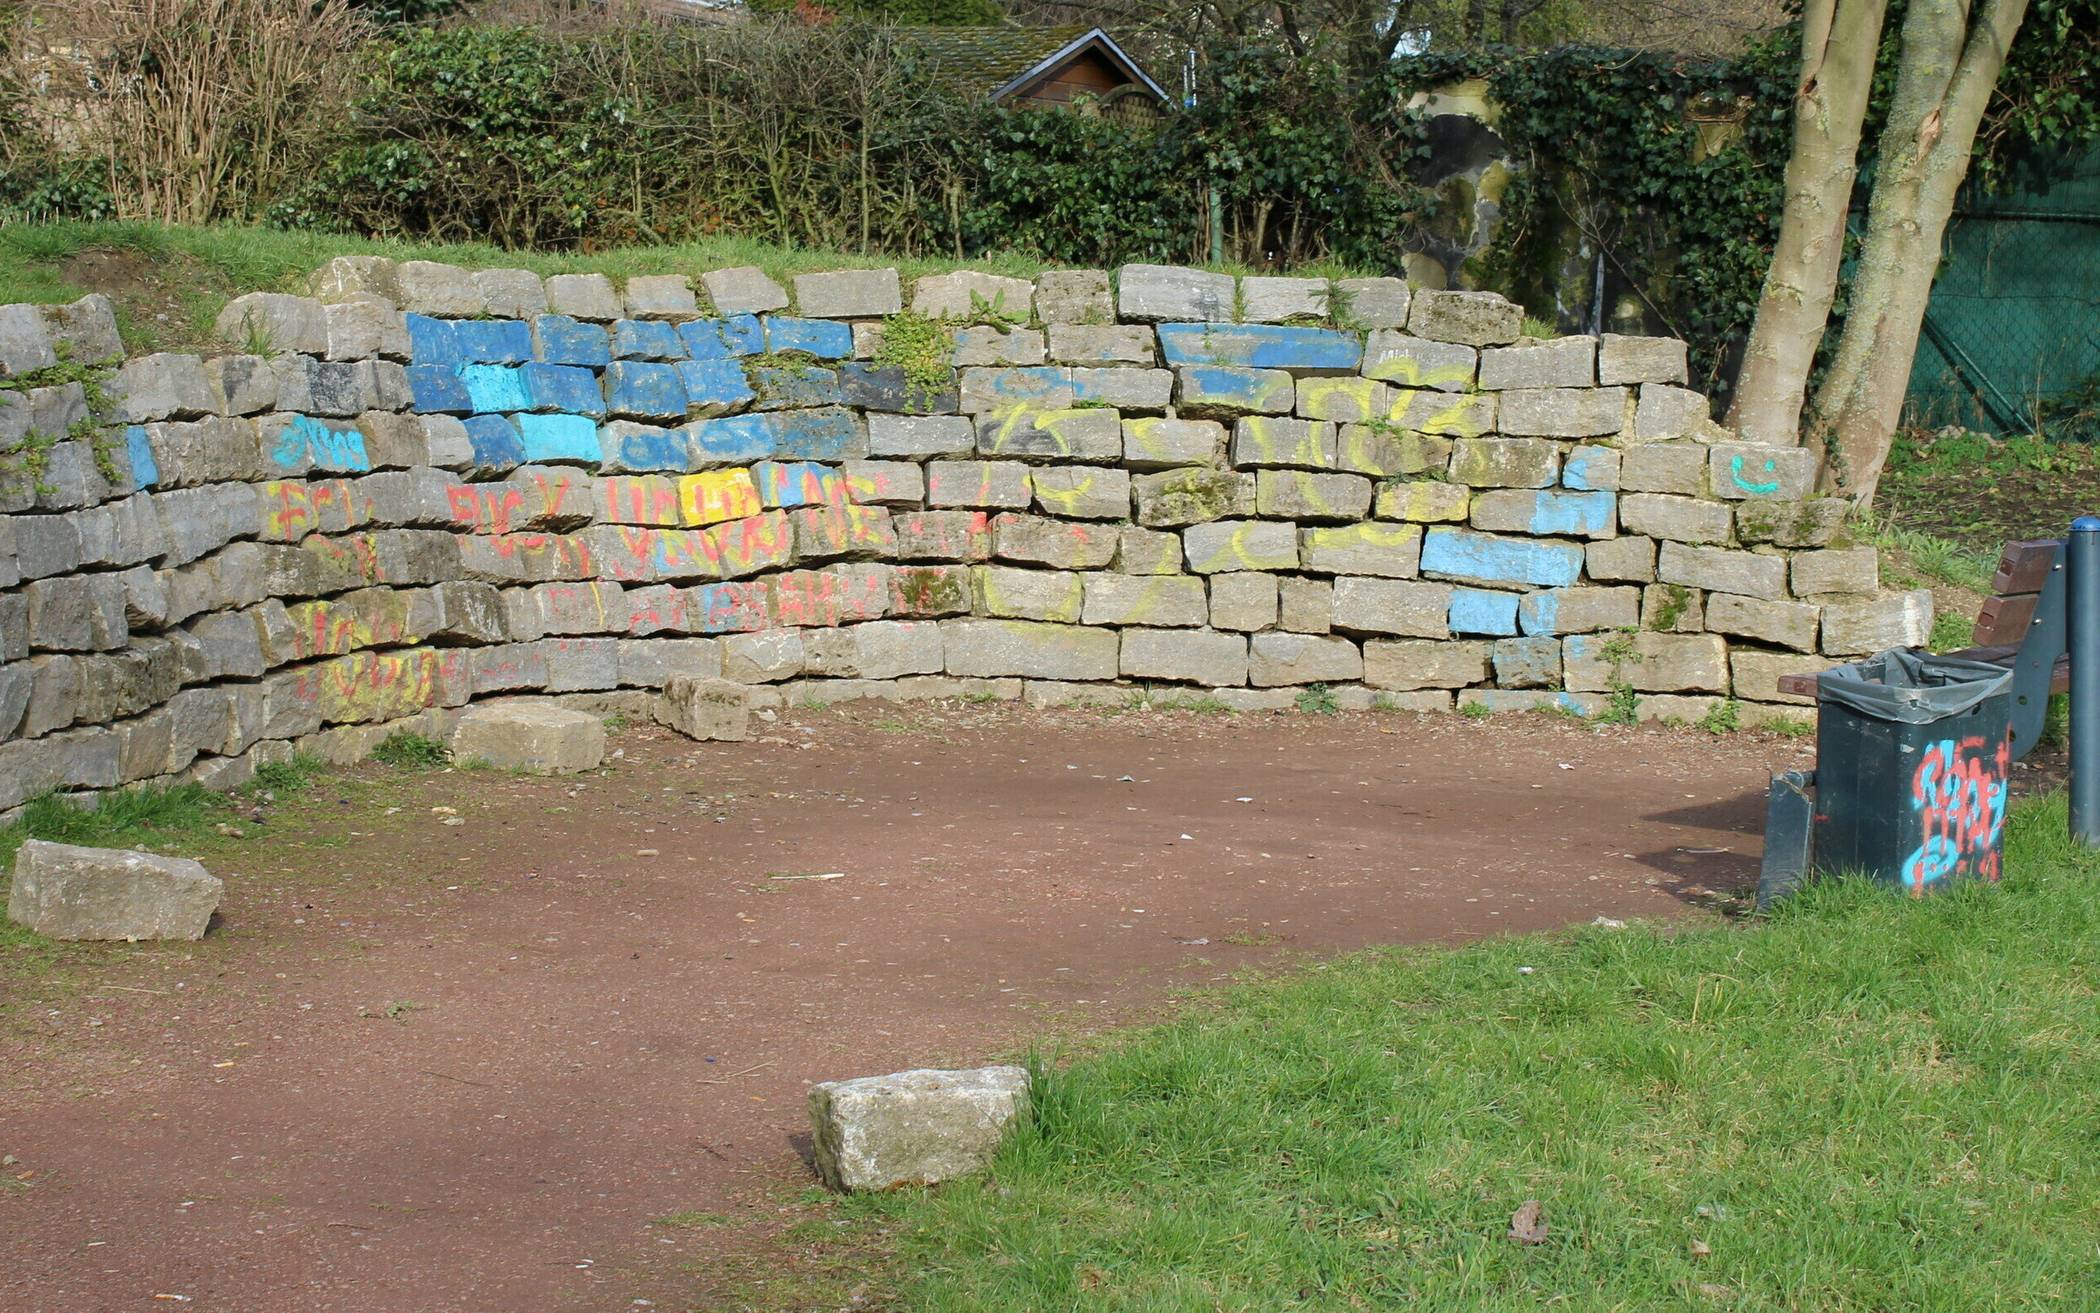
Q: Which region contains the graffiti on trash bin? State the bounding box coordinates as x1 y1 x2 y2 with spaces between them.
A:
1901 734 2011 893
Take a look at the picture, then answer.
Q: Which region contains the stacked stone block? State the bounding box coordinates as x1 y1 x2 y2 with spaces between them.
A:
0 262 1928 812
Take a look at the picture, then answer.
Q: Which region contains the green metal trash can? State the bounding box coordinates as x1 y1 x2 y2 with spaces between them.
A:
1813 649 2015 895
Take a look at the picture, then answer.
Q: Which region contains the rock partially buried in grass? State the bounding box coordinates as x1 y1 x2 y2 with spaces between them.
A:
7 839 222 941
448 699 606 774
809 1065 1031 1192
655 675 752 743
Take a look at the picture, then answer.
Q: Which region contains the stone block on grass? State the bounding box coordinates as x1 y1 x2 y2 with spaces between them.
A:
8 839 220 941
809 1065 1032 1193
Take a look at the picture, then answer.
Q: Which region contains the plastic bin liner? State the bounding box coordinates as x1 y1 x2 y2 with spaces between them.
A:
1816 648 2014 724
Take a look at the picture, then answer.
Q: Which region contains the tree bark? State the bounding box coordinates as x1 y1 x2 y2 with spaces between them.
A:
1725 0 1889 446
1805 0 2031 503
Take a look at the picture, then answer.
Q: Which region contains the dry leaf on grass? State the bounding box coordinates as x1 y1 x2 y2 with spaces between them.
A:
1508 1199 1548 1244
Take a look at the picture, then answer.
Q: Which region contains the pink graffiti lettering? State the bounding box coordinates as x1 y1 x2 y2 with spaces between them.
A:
1902 734 2010 893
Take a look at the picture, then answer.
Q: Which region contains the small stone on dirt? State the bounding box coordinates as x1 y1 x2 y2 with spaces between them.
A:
655 676 753 743
7 839 222 941
449 699 606 775
808 1065 1031 1192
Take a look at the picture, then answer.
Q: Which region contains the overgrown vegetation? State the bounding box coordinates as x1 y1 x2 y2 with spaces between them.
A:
799 795 2100 1311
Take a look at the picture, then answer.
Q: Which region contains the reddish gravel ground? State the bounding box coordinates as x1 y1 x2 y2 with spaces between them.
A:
0 704 1812 1313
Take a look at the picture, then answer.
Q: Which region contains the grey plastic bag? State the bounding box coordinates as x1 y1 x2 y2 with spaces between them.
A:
1815 648 2013 724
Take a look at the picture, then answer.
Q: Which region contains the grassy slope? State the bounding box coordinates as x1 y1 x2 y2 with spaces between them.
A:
802 798 2100 1312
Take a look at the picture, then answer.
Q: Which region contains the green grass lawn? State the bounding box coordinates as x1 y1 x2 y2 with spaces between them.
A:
788 797 2100 1312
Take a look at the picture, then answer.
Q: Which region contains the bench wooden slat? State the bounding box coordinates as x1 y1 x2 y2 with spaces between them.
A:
1991 539 2063 594
1974 592 2040 646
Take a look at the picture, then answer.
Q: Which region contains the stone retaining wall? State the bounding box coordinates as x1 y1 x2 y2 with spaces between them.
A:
0 260 1932 813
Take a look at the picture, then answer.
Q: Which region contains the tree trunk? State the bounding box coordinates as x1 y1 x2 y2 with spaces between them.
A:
1725 0 1889 445
1805 0 2031 504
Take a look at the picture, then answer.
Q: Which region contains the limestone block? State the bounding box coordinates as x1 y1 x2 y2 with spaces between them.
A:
1790 547 1879 598
203 354 278 417
804 620 944 680
1295 376 1390 424
394 261 484 316
869 413 974 459
1330 577 1452 638
1081 573 1206 628
473 268 548 320
1597 334 1688 385
952 327 1046 367
215 293 327 355
1209 572 1279 631
1561 445 1621 491
1122 417 1222 469
1658 542 1788 601
1563 632 1728 693
1620 444 1709 496
722 628 808 682
1298 523 1422 578
1478 336 1595 390
1420 527 1584 588
1448 438 1559 488
1709 444 1818 501
1497 386 1627 438
1232 416 1334 470
1386 387 1494 438
1279 577 1331 633
889 564 973 616
1035 269 1113 324
1735 499 1850 548
1256 470 1371 521
794 268 901 319
1730 650 1827 705
1240 276 1328 322
1114 526 1183 574
1048 324 1156 364
993 513 1118 569
1361 332 1475 391
1183 519 1297 573
703 266 789 316
1516 585 1640 636
1121 627 1248 684
1363 638 1490 690
1492 636 1561 688
1248 632 1362 686
843 459 926 507
449 699 605 773
973 565 1081 622
655 673 753 741
1642 583 1705 633
1116 264 1235 321
1820 590 1933 656
927 460 1032 509
809 1065 1031 1193
975 407 1118 461
1069 367 1171 410
8 840 220 940
913 271 1034 322
1132 469 1253 528
1468 488 1616 539
1705 592 1819 651
1031 465 1132 520
1334 277 1410 329
1617 493 1732 544
942 619 1118 680
622 275 698 320
1405 289 1522 346
1375 480 1470 523
546 273 623 321
1460 689 1610 718
0 303 58 376
113 353 216 422
310 255 398 303
1632 384 1714 441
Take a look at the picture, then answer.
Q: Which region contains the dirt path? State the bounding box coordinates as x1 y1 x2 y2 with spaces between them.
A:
0 706 1808 1313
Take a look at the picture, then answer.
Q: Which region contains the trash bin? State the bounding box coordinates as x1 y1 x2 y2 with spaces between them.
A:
1814 648 2015 895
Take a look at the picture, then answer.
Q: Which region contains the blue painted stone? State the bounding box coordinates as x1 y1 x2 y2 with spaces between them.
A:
1448 588 1519 636
679 315 764 361
678 359 756 413
124 425 159 488
971 366 1071 408
1523 489 1616 537
267 414 370 473
1177 365 1292 413
685 414 777 465
453 318 534 364
611 318 687 361
1517 592 1561 636
406 366 472 415
521 363 606 417
1420 527 1584 587
838 362 956 413
517 412 601 465
764 316 854 360
1561 447 1610 491
463 414 526 470
602 361 689 421
459 364 531 414
766 407 861 460
749 363 841 411
753 460 844 508
405 314 463 369
599 422 690 474
534 315 611 367
687 582 770 633
1158 323 1363 371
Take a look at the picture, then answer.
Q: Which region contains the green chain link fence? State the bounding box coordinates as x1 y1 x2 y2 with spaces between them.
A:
1905 145 2100 439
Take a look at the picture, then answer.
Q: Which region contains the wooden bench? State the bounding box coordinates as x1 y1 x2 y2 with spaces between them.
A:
1777 537 2067 758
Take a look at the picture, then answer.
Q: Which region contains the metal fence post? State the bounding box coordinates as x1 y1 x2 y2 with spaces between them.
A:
2069 517 2100 845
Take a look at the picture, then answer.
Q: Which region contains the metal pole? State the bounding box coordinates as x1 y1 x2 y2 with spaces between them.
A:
2069 517 2100 845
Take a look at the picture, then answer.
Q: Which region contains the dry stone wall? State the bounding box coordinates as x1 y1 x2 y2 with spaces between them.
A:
0 259 1933 814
